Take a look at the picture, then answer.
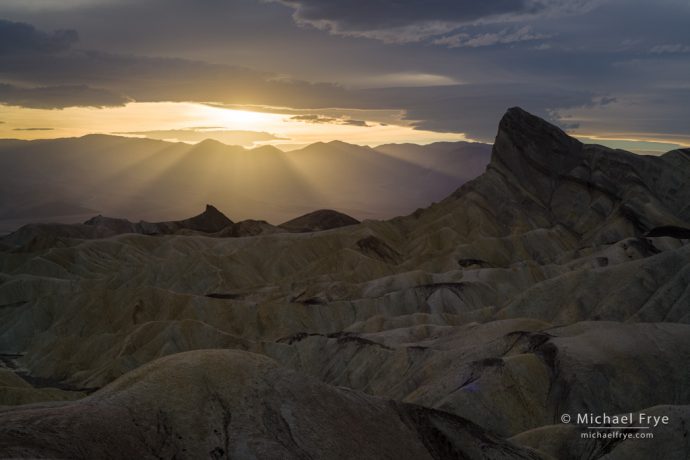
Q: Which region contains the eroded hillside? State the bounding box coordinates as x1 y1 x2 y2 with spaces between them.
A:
1 108 689 459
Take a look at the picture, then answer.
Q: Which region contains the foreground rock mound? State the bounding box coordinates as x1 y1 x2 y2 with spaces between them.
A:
0 350 543 460
2 204 235 249
1 206 363 250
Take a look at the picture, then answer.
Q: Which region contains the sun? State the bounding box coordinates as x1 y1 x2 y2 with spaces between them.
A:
188 105 282 130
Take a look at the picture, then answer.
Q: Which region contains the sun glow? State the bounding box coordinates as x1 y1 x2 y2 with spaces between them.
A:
0 101 470 147
187 105 281 129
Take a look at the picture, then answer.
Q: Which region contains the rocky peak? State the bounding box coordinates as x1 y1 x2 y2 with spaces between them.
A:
203 204 223 216
491 107 584 192
178 204 234 232
465 107 690 242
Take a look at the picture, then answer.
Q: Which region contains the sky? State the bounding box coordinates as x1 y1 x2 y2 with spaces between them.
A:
0 0 689 152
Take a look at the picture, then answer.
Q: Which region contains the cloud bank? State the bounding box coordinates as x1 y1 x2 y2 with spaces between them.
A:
0 0 689 145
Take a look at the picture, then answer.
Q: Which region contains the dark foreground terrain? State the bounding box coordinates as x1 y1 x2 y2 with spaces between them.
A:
0 108 689 459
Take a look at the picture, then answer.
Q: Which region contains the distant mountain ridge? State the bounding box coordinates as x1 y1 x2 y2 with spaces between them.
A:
0 136 491 233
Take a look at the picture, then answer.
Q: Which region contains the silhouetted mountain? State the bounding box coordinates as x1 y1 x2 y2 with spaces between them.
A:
279 209 360 232
0 136 491 233
2 205 364 250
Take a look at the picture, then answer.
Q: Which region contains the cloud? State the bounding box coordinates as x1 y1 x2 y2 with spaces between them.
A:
366 83 600 140
554 87 690 144
0 83 129 109
116 128 287 146
271 0 599 43
13 127 54 131
0 22 354 110
0 0 122 9
290 114 370 127
0 20 604 142
342 119 370 127
433 26 549 48
353 72 461 88
2 3 690 148
650 43 690 54
0 18 78 55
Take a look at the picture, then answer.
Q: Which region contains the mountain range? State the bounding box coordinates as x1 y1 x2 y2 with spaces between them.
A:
0 136 490 234
0 108 689 459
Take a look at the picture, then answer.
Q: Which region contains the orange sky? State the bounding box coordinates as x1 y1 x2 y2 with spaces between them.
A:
0 102 473 149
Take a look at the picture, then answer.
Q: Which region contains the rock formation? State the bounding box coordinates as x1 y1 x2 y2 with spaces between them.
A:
0 108 688 459
0 350 544 459
0 206 363 250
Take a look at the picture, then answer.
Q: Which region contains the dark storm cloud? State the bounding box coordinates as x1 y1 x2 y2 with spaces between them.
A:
276 0 532 29
0 0 689 144
433 26 548 48
0 83 128 109
290 114 370 127
362 84 601 141
0 18 600 139
0 18 77 55
0 24 350 109
272 0 599 42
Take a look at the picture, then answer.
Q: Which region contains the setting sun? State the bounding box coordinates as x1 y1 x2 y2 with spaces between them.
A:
189 105 279 129
0 101 470 148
